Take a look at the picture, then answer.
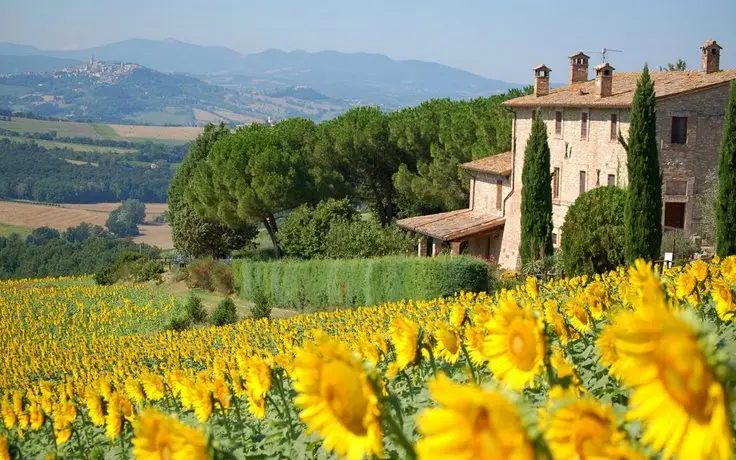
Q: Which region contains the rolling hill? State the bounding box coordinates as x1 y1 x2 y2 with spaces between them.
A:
0 38 520 108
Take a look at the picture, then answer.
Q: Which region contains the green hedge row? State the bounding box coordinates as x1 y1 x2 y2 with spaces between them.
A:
236 256 489 311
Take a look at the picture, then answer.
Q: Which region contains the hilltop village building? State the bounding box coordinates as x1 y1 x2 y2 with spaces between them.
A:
398 40 736 269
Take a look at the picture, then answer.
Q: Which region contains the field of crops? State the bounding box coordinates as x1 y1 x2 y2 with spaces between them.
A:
2 259 736 459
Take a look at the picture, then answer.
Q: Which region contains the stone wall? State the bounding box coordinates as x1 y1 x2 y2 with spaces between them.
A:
469 171 511 215
497 83 729 269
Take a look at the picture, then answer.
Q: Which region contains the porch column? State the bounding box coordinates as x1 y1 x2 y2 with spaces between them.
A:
432 238 443 257
417 237 428 257
450 241 462 256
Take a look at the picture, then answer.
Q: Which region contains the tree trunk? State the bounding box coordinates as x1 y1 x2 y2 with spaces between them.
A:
262 213 282 258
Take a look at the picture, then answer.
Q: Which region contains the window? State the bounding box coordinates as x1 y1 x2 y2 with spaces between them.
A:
596 169 601 186
581 112 588 139
555 111 562 135
553 167 560 199
579 170 587 195
495 179 503 210
552 232 557 245
607 174 616 186
664 202 686 229
671 117 688 144
610 113 618 141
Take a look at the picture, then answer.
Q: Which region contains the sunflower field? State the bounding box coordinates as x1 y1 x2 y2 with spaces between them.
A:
2 258 736 459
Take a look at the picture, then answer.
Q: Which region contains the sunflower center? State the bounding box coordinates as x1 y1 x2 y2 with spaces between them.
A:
320 360 369 435
656 336 712 421
572 413 612 456
506 319 537 371
472 407 505 459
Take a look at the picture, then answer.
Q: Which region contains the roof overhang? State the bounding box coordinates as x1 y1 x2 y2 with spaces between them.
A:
397 209 505 241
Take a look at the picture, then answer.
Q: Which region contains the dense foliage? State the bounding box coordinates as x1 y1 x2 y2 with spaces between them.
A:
622 65 662 263
0 139 172 203
717 80 736 256
278 198 356 259
105 200 146 237
323 217 414 259
0 223 159 279
560 186 627 276
168 123 258 258
3 259 736 459
237 255 489 310
519 109 553 265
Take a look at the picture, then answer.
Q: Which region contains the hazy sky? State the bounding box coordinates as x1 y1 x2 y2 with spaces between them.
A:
2 0 734 82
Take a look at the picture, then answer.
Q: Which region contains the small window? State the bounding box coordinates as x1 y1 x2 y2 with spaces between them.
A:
579 170 587 195
552 232 557 245
555 111 562 135
610 114 618 141
495 179 503 210
553 167 560 199
596 169 601 186
671 117 688 144
581 112 588 139
607 174 616 186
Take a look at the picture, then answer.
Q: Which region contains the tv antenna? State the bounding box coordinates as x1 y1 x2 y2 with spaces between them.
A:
588 47 623 62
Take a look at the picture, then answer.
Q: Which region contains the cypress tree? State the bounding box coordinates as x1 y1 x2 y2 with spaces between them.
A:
519 109 553 265
624 64 661 263
717 81 736 256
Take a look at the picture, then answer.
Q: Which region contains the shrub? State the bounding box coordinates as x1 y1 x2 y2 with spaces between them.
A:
323 217 413 259
279 198 356 259
93 266 117 285
250 290 272 319
560 186 627 276
661 230 697 264
131 259 164 283
166 315 192 331
185 295 207 323
211 298 238 325
238 256 489 311
187 258 233 294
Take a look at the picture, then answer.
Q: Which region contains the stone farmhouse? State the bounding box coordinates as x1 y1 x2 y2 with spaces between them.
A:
398 39 736 269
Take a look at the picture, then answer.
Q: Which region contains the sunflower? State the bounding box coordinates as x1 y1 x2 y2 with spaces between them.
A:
484 297 546 390
416 373 534 460
544 397 637 459
550 348 581 393
628 259 666 309
83 387 106 426
1 396 15 429
0 436 9 460
434 324 461 364
140 373 166 401
544 300 570 346
28 404 44 430
243 356 271 419
711 280 735 321
463 324 488 366
690 259 709 283
292 339 382 460
611 307 732 459
675 272 697 300
125 378 145 404
450 303 466 328
584 281 608 320
525 277 538 298
132 409 208 460
389 317 418 371
564 297 592 334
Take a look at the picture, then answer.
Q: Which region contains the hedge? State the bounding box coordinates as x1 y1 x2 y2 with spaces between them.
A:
236 256 490 311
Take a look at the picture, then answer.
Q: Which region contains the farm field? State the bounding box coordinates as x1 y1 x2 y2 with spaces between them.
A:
0 200 172 248
0 222 31 238
1 259 736 458
0 118 201 143
0 135 137 154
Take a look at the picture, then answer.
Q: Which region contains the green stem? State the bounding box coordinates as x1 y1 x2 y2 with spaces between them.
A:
460 343 478 384
382 408 416 460
422 344 438 376
274 373 297 440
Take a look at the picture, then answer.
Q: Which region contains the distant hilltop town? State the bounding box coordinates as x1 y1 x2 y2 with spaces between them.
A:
56 56 140 83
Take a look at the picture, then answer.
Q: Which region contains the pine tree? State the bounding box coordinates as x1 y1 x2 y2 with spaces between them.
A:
519 109 553 265
623 65 662 263
717 81 736 256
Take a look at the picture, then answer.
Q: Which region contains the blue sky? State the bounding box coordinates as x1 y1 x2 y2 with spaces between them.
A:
2 0 734 83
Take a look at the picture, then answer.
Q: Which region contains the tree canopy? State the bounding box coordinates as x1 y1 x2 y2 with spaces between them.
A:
717 81 736 256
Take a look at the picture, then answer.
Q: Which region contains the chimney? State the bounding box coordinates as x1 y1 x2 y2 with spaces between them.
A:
534 65 551 97
569 52 590 84
595 62 615 98
701 39 722 73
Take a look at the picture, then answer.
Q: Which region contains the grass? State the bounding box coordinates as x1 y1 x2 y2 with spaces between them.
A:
0 223 32 238
91 124 118 138
1 136 136 154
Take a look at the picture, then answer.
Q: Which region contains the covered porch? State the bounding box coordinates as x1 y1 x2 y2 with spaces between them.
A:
397 209 505 261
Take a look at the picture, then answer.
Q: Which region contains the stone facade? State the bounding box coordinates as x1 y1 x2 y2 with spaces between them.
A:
498 75 731 270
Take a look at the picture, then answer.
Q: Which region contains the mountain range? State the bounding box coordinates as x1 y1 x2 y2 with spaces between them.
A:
0 38 519 109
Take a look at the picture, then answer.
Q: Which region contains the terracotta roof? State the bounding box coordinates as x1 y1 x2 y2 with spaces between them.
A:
504 69 736 108
460 151 512 176
396 209 505 241
569 51 590 59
